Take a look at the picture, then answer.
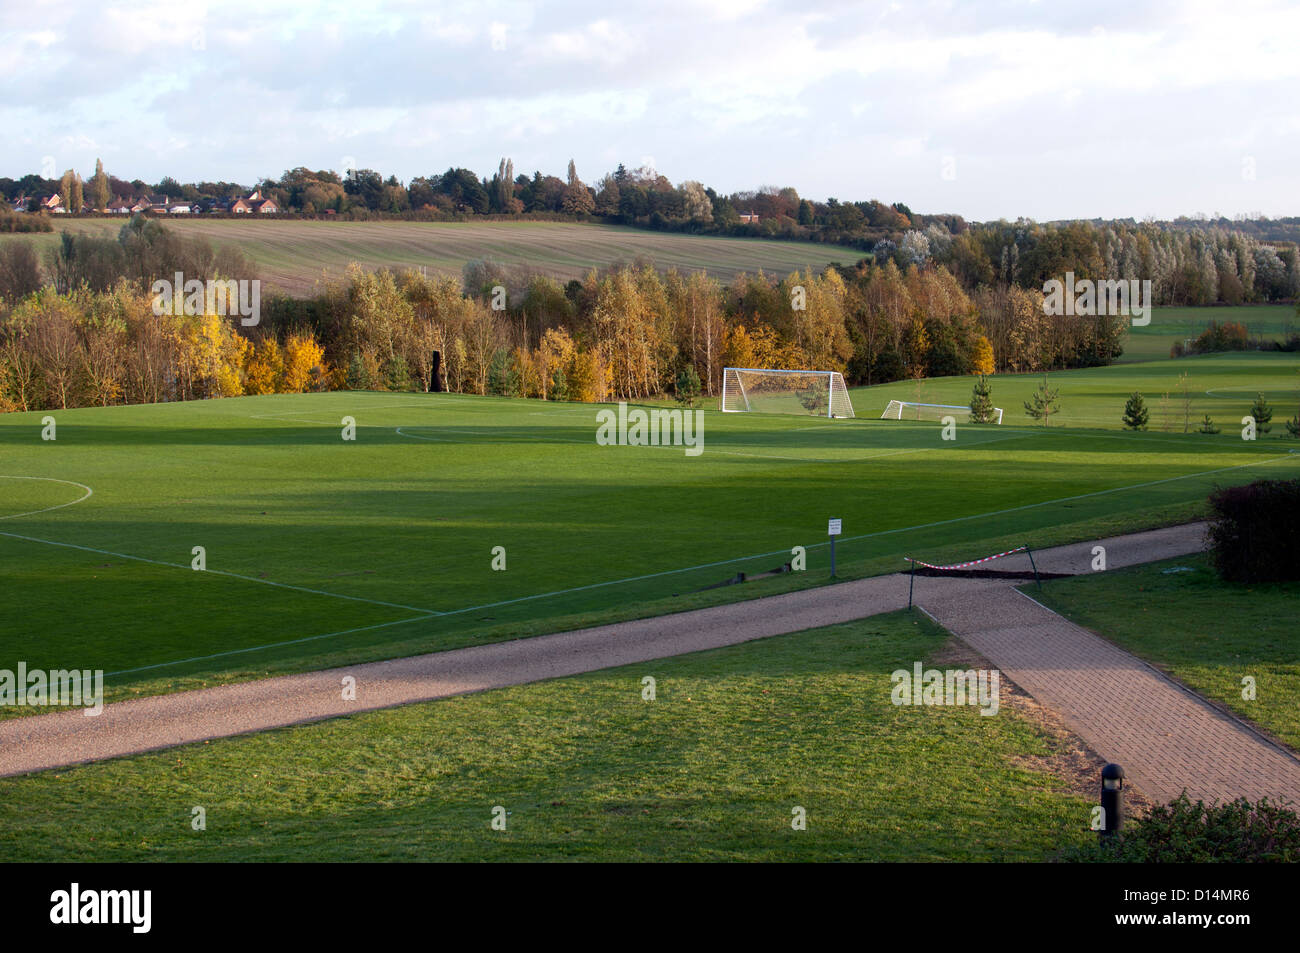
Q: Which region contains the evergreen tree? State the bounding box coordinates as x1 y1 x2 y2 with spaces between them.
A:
1023 373 1061 426
969 374 995 423
487 348 519 396
1249 393 1273 433
384 354 413 392
549 366 570 402
1122 392 1149 430
675 364 701 407
345 350 371 390
1199 413 1221 434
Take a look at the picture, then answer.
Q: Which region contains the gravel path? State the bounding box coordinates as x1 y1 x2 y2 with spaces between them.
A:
5 520 1297 806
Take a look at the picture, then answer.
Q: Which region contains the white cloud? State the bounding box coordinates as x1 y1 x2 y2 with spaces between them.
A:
0 0 1295 220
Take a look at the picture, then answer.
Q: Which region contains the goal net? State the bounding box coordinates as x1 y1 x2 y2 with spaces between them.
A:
721 368 855 418
881 400 1003 425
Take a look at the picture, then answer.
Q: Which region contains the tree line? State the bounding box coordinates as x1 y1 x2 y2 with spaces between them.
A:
2 218 1155 413
7 161 1295 307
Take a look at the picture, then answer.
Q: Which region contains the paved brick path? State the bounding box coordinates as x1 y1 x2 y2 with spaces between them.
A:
922 585 1300 805
4 520 1299 806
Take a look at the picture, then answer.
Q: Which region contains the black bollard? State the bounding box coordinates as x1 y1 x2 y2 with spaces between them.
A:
1100 763 1125 842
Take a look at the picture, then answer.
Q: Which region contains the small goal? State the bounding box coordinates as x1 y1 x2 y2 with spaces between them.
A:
881 400 1003 425
721 368 855 418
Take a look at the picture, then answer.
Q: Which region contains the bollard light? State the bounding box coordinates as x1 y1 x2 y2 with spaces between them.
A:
1099 763 1125 842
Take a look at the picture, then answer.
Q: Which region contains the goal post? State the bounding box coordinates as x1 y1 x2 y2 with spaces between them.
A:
881 400 1003 425
721 368 855 418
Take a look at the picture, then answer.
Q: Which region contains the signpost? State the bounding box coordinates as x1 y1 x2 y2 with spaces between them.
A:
828 518 841 578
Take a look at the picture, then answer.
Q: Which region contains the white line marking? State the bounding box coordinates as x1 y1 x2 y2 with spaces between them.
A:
104 613 438 678
0 476 93 520
0 530 442 615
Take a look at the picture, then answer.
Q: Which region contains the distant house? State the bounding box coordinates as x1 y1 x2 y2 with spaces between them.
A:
110 202 133 214
10 196 30 212
131 198 152 213
230 189 279 213
167 204 192 214
41 194 63 212
738 212 759 224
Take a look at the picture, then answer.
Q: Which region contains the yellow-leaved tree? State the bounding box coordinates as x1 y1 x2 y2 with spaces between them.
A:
972 334 995 375
282 333 327 393
244 338 285 395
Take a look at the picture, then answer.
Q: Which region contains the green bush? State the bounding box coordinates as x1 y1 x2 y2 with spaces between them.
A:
1064 794 1300 862
1207 478 1300 582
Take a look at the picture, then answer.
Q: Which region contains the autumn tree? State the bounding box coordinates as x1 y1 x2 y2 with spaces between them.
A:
282 333 327 392
244 338 285 394
92 159 110 211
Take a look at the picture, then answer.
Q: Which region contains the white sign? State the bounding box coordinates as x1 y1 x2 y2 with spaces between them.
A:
827 519 842 536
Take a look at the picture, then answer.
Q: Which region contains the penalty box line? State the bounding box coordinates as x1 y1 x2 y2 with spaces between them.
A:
0 529 441 615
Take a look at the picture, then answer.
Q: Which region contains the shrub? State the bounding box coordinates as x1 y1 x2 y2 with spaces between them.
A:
1206 478 1300 582
1190 320 1249 354
1063 794 1300 862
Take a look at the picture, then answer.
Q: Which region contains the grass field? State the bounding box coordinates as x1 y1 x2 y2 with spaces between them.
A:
1033 554 1300 753
3 351 1299 709
1 219 869 295
0 611 1095 862
862 351 1300 430
1122 304 1297 362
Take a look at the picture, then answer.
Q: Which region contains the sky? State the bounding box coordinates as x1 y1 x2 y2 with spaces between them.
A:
2 0 1297 222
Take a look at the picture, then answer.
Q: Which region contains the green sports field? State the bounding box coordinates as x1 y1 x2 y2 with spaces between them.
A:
863 351 1300 430
1121 305 1297 362
2 352 1298 708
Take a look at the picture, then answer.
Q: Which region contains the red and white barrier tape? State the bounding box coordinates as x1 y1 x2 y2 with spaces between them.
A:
906 546 1027 571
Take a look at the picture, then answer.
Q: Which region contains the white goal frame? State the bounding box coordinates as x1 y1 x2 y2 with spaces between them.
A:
882 400 1003 425
721 367 855 418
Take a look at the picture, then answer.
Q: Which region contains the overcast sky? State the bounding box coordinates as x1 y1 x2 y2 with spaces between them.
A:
2 0 1296 222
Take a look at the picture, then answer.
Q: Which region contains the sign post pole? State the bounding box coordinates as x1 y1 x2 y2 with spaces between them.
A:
827 518 841 578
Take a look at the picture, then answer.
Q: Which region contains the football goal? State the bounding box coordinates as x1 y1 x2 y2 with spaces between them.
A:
881 400 1004 424
721 368 855 418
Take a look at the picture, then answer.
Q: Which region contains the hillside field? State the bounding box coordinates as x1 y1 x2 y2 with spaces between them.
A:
4 218 869 295
2 352 1298 709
